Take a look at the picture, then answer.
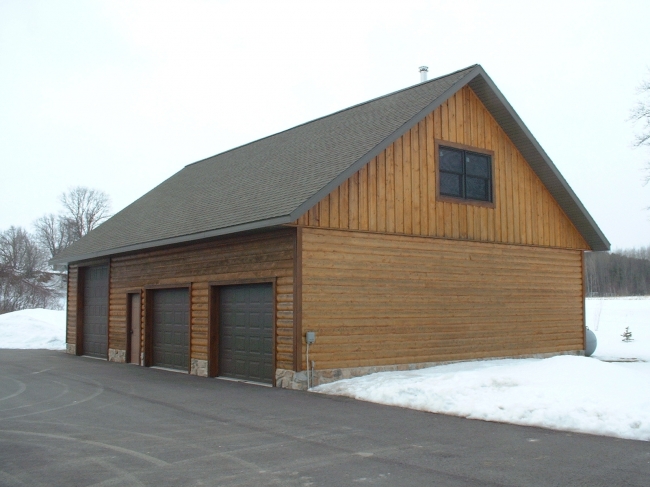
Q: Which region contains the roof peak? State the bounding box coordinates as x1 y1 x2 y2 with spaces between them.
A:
186 65 481 168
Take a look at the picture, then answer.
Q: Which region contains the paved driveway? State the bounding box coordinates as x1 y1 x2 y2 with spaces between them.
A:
0 350 648 486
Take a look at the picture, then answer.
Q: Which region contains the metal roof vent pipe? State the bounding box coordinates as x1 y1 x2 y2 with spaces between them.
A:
419 66 428 82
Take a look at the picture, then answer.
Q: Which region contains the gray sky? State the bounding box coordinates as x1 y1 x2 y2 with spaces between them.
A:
1 0 649 250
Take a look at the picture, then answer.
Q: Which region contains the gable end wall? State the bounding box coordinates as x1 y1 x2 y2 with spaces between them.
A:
295 86 589 251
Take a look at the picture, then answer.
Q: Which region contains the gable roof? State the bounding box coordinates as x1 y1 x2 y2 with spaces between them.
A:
51 65 609 265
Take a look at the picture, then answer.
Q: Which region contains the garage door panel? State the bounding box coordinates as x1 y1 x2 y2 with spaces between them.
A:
83 265 109 359
219 283 273 384
152 288 189 371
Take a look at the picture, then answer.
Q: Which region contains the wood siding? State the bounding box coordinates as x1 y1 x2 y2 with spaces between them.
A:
301 228 584 370
66 265 79 346
295 86 589 251
107 229 295 371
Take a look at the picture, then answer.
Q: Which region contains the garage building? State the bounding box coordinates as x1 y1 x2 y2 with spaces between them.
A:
52 65 609 388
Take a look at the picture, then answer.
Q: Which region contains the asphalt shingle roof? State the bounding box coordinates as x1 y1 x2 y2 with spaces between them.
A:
52 65 608 265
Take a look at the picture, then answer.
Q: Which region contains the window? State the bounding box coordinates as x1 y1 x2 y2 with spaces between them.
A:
438 145 492 203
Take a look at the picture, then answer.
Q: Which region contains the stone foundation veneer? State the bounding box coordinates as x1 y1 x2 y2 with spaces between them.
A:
66 343 76 355
108 348 126 363
276 369 308 390
191 359 208 377
276 350 583 391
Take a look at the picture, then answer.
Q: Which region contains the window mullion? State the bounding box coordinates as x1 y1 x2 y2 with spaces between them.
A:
461 150 467 199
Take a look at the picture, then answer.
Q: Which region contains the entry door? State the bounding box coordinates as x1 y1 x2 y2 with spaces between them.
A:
129 294 141 365
82 265 109 358
152 288 189 371
219 283 273 384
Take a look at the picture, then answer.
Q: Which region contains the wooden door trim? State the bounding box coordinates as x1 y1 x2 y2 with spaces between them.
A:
208 278 275 287
126 292 142 365
294 227 303 372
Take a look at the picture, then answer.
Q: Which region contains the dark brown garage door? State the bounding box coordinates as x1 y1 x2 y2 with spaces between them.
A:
82 265 109 359
219 283 273 384
152 288 189 371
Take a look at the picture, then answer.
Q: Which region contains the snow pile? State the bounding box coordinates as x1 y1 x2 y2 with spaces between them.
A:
587 297 650 362
315 297 650 441
0 308 66 350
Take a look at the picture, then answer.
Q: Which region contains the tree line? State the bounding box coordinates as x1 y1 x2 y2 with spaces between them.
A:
0 187 110 314
585 246 650 297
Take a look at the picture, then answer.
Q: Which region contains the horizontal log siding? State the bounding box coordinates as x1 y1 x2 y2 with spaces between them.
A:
301 228 584 370
66 265 79 345
295 86 589 251
108 229 295 370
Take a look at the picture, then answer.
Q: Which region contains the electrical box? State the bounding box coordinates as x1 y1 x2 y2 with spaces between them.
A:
306 331 316 344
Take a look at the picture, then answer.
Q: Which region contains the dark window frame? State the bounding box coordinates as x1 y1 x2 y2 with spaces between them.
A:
435 141 495 208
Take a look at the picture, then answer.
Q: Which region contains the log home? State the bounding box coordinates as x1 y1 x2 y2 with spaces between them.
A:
52 65 609 389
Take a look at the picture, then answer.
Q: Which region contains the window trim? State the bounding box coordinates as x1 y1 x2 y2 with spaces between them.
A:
435 140 495 208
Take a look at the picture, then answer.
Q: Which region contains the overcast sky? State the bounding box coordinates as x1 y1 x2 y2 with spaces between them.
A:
1 0 649 250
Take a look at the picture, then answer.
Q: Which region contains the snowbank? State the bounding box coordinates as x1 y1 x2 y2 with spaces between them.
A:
0 308 66 350
315 297 650 442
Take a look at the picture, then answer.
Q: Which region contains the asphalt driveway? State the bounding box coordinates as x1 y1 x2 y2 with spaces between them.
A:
0 350 648 486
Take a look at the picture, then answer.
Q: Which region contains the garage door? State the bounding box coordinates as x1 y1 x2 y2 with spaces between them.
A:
219 283 273 384
152 288 189 371
83 265 109 359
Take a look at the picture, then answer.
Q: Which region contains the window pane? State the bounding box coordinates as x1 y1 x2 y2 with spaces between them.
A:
466 176 489 201
466 153 490 178
439 148 463 174
440 172 462 197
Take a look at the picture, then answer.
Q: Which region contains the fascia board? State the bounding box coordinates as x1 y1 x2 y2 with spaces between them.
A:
467 70 610 251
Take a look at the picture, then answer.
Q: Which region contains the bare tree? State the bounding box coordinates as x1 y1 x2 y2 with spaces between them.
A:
0 227 61 313
60 186 111 240
33 214 76 260
631 75 650 183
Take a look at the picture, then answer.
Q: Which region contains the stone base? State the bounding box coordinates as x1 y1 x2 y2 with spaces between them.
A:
276 350 583 391
66 343 76 355
276 369 308 390
108 348 126 363
190 359 208 377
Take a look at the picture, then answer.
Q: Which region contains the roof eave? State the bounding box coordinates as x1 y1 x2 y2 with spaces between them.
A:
49 215 293 266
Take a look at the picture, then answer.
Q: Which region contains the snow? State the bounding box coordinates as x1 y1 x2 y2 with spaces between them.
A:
587 297 650 362
0 308 66 350
314 297 650 442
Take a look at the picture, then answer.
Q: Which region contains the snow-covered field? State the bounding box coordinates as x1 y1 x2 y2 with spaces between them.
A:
587 297 650 362
2 298 649 441
315 297 650 442
0 308 66 350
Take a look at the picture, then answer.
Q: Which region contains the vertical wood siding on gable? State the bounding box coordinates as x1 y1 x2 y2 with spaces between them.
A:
294 86 589 251
107 229 295 370
301 227 585 370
